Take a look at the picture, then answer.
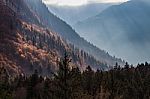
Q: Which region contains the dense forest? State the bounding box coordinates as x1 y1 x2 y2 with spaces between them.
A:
0 54 150 99
0 0 110 75
0 0 150 99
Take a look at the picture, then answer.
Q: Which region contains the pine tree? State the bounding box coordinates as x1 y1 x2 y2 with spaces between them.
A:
26 70 39 99
124 62 129 70
53 53 72 99
82 66 94 95
0 67 12 99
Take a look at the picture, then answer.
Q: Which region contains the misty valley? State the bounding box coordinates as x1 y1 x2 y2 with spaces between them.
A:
0 0 150 99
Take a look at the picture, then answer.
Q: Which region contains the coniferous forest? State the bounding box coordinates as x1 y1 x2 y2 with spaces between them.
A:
1 0 150 99
1 54 150 99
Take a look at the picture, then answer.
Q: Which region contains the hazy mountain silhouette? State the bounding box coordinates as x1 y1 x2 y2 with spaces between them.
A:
74 0 150 64
48 3 112 26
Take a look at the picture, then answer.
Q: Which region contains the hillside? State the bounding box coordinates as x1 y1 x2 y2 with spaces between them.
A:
74 0 150 64
24 0 124 66
0 0 111 75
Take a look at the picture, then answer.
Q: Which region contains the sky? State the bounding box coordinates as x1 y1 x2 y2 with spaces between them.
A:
42 0 129 6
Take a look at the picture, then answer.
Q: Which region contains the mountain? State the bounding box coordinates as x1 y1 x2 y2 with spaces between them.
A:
47 3 112 26
0 0 112 75
74 0 150 64
25 0 124 66
0 0 125 75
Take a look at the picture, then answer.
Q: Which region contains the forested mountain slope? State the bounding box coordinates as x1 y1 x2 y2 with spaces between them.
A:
0 0 109 75
24 0 124 66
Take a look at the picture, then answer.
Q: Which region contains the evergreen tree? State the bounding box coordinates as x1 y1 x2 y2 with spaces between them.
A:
53 53 72 99
82 66 94 95
26 70 39 99
0 67 12 99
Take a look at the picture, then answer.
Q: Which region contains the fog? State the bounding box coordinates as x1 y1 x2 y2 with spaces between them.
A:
48 3 112 26
74 0 150 64
43 0 150 65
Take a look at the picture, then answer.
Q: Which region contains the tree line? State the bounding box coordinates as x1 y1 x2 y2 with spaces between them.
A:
0 55 150 99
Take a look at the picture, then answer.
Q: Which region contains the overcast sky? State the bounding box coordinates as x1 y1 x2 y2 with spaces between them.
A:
42 0 129 6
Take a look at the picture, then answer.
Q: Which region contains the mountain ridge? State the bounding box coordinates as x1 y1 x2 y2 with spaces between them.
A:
0 0 109 75
47 3 112 26
74 0 150 64
25 0 124 66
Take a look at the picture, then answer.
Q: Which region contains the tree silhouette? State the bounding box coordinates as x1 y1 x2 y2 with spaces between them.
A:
53 53 72 99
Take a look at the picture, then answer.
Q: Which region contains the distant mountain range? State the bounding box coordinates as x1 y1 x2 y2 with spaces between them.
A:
0 0 124 75
74 0 150 64
47 3 113 26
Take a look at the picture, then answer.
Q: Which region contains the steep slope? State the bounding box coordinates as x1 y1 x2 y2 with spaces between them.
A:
47 3 112 26
0 0 109 75
24 0 124 66
0 0 64 75
74 0 150 64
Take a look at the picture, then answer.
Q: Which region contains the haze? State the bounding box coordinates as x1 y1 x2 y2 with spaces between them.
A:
43 0 128 6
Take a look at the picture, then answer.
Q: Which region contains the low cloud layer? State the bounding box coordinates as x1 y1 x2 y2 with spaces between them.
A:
43 0 128 6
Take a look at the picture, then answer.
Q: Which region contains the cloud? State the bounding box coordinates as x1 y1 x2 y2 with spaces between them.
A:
43 0 87 6
88 0 128 3
42 0 128 6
